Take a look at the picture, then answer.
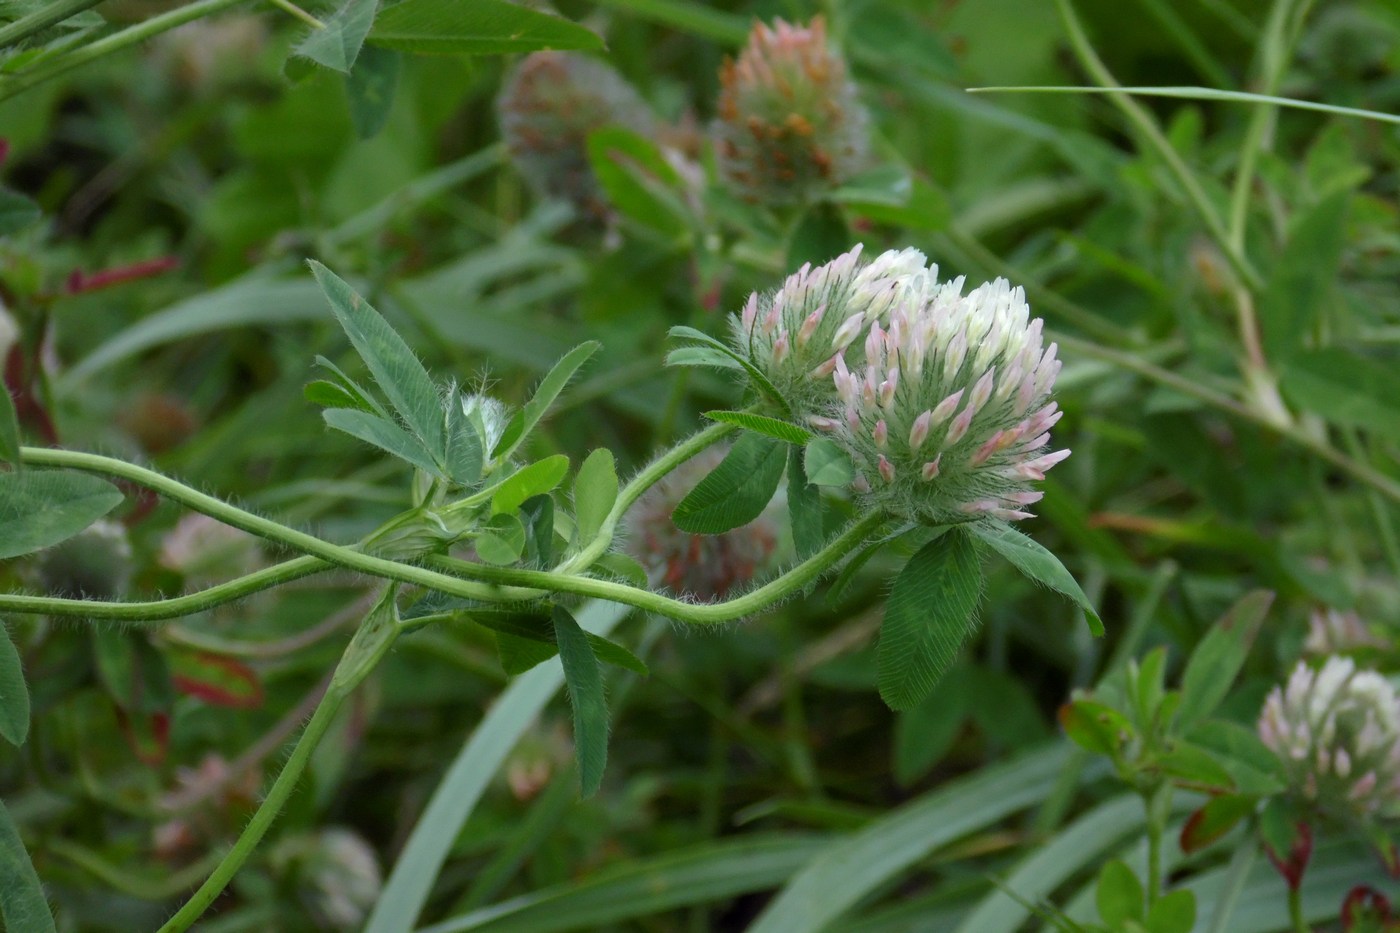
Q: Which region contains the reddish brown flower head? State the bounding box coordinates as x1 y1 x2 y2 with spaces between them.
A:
713 17 871 205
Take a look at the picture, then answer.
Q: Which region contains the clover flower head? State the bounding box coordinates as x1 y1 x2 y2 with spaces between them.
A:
497 51 657 215
1259 657 1400 821
713 16 871 204
735 247 1067 525
1304 607 1388 656
624 445 782 601
276 828 382 931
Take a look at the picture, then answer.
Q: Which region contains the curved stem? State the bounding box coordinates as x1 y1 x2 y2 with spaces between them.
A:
0 556 327 622
554 420 736 576
158 593 401 933
426 511 889 624
0 0 249 103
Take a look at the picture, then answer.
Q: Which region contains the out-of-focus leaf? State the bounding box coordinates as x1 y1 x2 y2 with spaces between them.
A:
1059 698 1133 757
1096 859 1144 927
1177 590 1272 731
1180 794 1255 854
368 0 603 54
1282 348 1400 442
0 471 123 559
587 126 692 240
168 649 264 709
803 437 854 487
0 188 41 235
294 0 377 72
1260 192 1349 365
345 46 401 138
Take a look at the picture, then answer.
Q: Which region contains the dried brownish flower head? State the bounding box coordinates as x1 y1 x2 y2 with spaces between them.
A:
714 17 871 204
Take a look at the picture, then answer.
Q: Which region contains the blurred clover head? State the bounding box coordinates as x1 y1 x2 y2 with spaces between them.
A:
1259 656 1400 821
497 51 657 216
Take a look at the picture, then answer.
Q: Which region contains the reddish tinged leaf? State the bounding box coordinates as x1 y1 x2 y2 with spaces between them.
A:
1180 794 1255 853
115 708 170 766
1059 698 1132 757
170 651 264 709
1261 805 1313 892
65 256 179 295
1342 886 1391 930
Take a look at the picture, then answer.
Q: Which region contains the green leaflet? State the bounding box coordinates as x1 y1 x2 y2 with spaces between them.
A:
877 527 982 711
0 471 124 560
553 606 609 798
969 521 1104 636
672 432 785 535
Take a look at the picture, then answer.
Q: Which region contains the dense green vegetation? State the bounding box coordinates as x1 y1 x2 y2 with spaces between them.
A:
2 0 1400 930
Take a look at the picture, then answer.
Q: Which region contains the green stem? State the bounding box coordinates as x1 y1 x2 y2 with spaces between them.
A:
1055 0 1262 291
18 446 884 626
0 0 248 103
158 593 401 933
0 0 105 49
264 0 322 28
425 511 889 624
1287 884 1310 933
0 556 327 622
554 420 736 576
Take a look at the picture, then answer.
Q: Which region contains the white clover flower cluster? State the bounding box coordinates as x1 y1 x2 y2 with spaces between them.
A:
732 244 1068 525
1259 656 1400 820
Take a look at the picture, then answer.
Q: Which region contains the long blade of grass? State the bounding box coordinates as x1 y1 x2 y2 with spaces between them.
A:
968 85 1400 128
365 601 627 933
419 834 835 933
747 744 1070 932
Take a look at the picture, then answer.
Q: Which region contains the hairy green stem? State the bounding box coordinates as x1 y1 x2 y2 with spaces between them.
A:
19 446 885 625
555 420 736 576
0 556 327 622
0 0 248 103
1054 0 1262 291
425 511 888 624
158 593 401 933
264 0 323 28
0 0 106 49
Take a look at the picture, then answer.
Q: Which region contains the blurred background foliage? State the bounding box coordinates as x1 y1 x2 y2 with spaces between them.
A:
3 0 1400 929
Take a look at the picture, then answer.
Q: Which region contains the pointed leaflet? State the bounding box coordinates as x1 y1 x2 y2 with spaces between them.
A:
573 448 617 545
705 410 814 445
345 45 401 139
0 622 28 746
969 521 1104 636
554 605 609 797
668 326 788 414
324 409 444 478
672 432 786 535
787 446 823 559
492 342 599 461
0 799 55 933
442 386 484 486
294 0 377 73
467 608 647 675
877 527 982 711
492 455 569 516
1176 590 1273 731
309 261 444 460
0 471 124 559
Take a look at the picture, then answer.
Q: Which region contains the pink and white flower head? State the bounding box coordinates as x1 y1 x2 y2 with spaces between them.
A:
735 247 1067 525
1259 657 1400 821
